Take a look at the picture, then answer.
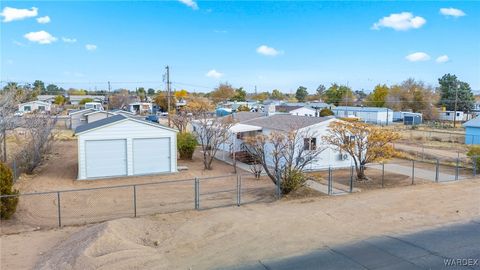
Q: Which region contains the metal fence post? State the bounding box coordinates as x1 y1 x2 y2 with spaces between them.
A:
328 167 332 195
455 158 459 181
474 156 477 177
57 191 62 227
13 159 17 180
411 160 415 185
194 177 199 210
236 174 241 206
382 163 385 188
435 159 439 183
349 166 354 193
133 185 137 217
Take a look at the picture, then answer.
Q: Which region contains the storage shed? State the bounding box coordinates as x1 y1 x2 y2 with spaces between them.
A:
463 117 480 145
75 114 178 180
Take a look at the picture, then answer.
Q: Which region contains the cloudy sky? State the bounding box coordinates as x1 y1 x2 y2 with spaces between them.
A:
1 1 479 93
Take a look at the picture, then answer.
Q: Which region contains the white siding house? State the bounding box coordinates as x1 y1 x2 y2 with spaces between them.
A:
438 111 470 121
194 113 353 171
289 107 316 117
85 111 117 123
75 114 178 180
18 100 51 113
331 106 393 125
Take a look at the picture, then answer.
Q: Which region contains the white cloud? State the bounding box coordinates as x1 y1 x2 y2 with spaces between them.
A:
36 16 50 24
178 0 198 10
24 30 57 44
436 55 450 63
206 69 223 79
256 45 283 56
405 52 430 62
62 37 77 43
85 44 97 51
440 8 466 17
1 7 38 22
372 12 426 31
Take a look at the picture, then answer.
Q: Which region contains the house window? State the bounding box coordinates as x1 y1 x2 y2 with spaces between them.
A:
24 106 31 111
446 112 450 116
457 113 460 116
303 138 317 150
38 106 45 111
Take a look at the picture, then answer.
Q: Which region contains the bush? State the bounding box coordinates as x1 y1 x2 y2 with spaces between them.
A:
177 132 197 160
0 163 19 220
319 108 334 117
281 169 306 194
467 146 480 170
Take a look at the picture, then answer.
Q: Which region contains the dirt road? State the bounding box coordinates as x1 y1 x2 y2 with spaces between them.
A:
394 143 466 160
2 179 479 270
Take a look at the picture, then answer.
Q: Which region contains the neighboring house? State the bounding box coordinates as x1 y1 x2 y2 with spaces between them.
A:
438 111 470 122
37 95 58 104
75 114 178 180
18 100 51 113
393 111 423 125
69 95 106 105
289 107 316 117
68 108 97 130
84 102 104 111
194 112 353 171
473 96 480 113
463 117 480 145
128 102 152 114
110 109 137 117
85 110 116 124
331 106 393 125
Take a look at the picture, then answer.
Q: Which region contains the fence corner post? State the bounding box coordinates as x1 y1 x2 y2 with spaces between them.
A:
349 166 354 193
382 163 385 188
411 160 415 185
328 166 332 195
455 158 459 181
474 156 477 177
236 174 241 206
57 191 62 227
435 159 439 183
194 177 200 210
133 185 137 217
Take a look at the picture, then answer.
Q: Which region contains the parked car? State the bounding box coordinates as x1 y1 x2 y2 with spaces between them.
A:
14 111 24 117
145 114 159 123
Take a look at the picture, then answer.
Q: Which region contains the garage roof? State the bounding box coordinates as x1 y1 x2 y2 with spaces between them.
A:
75 114 178 134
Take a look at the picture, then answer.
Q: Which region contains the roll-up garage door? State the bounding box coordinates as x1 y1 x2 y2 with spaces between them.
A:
133 138 171 175
85 139 127 178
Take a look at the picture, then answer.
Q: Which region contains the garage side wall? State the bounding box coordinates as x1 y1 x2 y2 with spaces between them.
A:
77 120 177 180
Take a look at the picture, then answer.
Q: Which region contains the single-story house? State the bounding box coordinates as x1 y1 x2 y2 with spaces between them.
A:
128 102 152 114
75 114 178 180
438 111 470 122
18 100 51 113
84 102 104 111
69 95 106 105
393 111 423 125
331 106 393 125
68 108 97 130
463 117 480 145
194 112 353 171
37 95 58 104
85 110 117 124
289 107 316 117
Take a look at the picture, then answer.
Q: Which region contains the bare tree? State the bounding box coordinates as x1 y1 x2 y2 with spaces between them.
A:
193 113 234 170
170 110 191 133
0 86 23 162
245 128 325 193
15 114 56 174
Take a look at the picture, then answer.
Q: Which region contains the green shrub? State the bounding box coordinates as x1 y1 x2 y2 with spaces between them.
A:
177 132 197 160
79 98 94 105
0 163 19 220
281 169 306 194
319 108 334 117
467 146 480 170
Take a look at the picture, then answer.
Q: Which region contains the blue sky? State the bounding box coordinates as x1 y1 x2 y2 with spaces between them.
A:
1 1 479 93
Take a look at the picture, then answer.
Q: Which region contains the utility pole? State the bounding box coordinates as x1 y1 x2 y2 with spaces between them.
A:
254 85 257 95
165 65 171 127
108 81 111 92
453 83 459 128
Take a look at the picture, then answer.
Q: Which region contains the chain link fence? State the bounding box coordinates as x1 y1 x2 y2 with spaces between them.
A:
1 173 276 231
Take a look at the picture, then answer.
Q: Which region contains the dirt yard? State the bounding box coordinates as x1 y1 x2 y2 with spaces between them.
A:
1 179 479 270
2 140 275 234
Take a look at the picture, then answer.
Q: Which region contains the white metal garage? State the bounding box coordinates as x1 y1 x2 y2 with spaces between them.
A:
75 114 178 180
